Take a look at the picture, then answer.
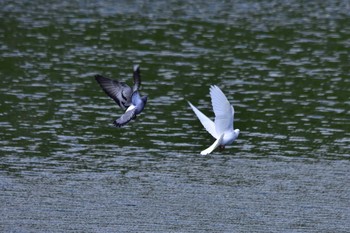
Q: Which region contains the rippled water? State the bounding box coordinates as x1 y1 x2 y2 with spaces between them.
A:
1 0 350 232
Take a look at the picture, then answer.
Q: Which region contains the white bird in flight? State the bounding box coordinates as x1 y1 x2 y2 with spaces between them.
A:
188 85 240 155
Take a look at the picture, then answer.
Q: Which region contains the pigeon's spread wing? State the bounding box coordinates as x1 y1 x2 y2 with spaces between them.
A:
95 75 132 110
210 85 234 135
200 133 224 155
113 107 137 127
188 101 218 139
132 65 141 92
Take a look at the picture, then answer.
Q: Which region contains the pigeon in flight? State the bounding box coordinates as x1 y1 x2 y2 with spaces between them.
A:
113 91 147 127
188 85 240 155
95 65 147 127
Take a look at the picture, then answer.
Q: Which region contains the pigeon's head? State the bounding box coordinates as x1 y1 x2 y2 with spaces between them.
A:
141 96 148 105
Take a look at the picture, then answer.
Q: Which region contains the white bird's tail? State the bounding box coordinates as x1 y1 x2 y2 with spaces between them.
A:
200 134 224 155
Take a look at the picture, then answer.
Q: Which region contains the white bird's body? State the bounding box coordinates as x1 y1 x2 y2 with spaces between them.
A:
188 85 240 155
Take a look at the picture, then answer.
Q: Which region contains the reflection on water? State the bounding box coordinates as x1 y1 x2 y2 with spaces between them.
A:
1 0 350 232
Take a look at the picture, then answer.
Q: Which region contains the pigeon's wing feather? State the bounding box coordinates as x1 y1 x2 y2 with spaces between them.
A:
132 65 141 92
210 85 234 135
188 101 218 139
95 75 132 110
200 134 224 155
113 106 137 127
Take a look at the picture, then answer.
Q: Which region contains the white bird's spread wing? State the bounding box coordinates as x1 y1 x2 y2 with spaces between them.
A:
200 134 224 155
231 105 235 128
210 85 234 135
188 101 218 139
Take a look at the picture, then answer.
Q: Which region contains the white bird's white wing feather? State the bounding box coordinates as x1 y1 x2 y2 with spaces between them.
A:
210 85 234 135
200 134 224 155
188 101 218 139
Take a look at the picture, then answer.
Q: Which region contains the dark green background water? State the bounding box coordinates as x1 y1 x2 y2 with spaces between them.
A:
1 1 349 232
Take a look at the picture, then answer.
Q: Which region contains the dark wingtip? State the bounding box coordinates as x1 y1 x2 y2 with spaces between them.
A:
133 64 140 72
113 120 122 128
95 75 114 87
95 74 106 81
113 118 129 128
132 65 141 92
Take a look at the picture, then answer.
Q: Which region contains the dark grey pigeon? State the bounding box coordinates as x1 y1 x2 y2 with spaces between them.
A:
95 65 141 110
95 65 147 127
114 91 147 127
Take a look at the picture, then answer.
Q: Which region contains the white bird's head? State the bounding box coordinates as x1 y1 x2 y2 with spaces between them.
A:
234 129 240 137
